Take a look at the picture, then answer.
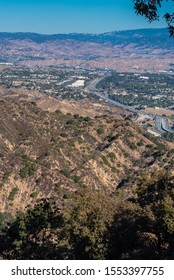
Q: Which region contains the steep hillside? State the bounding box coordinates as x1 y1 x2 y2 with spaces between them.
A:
0 98 173 214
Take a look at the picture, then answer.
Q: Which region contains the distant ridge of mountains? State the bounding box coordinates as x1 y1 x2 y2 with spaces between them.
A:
0 28 173 72
0 28 173 48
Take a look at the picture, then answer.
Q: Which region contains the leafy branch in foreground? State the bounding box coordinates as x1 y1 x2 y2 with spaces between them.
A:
133 0 174 36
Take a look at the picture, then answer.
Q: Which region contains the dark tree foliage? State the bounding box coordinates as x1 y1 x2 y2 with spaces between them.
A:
107 207 157 259
63 189 118 260
136 171 174 259
0 199 65 259
107 171 174 260
133 0 174 36
0 172 174 260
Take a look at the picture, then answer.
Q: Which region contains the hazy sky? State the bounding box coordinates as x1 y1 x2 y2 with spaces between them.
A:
0 0 171 34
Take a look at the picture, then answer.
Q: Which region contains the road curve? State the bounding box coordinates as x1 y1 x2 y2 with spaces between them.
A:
86 78 174 134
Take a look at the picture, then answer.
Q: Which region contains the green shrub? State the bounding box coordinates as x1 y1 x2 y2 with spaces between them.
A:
30 191 39 198
71 175 81 183
67 141 75 148
127 140 137 150
50 137 56 143
60 169 71 178
3 172 10 181
8 187 19 201
60 133 68 138
111 167 117 173
108 152 116 160
35 177 41 184
21 154 31 161
137 141 143 146
97 127 104 135
101 155 111 167
66 119 74 125
19 167 28 178
83 117 91 122
54 181 62 192
55 109 62 114
63 193 72 199
19 163 37 178
73 114 79 119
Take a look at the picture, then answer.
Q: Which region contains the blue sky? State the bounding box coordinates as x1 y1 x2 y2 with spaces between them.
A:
0 0 170 34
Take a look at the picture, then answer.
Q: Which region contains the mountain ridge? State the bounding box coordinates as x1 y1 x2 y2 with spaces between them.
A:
0 28 172 46
0 28 169 37
0 28 173 72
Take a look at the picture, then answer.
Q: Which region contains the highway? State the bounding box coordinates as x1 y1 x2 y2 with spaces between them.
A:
86 78 174 134
86 78 139 114
156 116 174 133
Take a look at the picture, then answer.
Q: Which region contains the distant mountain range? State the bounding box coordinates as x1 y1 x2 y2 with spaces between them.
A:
0 28 173 72
0 28 173 48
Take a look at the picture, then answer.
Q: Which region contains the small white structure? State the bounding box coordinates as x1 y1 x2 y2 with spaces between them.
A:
71 80 85 87
147 129 161 137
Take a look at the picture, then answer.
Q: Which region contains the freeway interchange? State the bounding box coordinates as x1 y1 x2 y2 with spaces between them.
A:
86 78 174 135
155 116 174 133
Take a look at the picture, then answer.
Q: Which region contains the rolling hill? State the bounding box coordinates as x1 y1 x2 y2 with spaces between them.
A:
0 28 173 72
